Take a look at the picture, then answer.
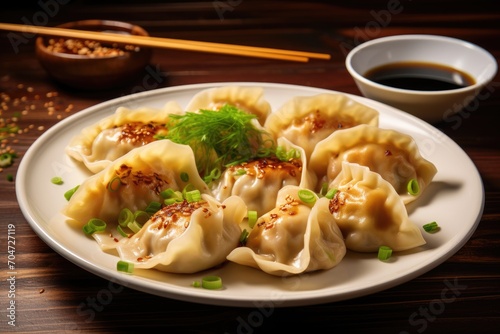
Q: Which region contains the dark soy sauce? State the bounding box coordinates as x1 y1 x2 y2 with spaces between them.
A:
364 61 475 91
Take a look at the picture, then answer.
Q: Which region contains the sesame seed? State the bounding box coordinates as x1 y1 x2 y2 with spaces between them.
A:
45 38 137 57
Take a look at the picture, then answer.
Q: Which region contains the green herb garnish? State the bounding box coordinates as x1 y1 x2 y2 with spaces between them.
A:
157 104 274 176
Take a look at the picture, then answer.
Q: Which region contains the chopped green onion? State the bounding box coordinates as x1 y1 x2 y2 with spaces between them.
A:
5 124 19 133
127 221 143 234
247 210 258 228
117 260 134 273
107 176 122 192
239 229 249 244
145 201 162 215
82 218 106 235
201 275 223 290
423 221 440 233
82 224 95 235
298 189 316 204
0 152 13 167
407 178 420 196
275 146 287 161
0 124 19 134
118 208 134 227
164 198 178 205
173 191 183 200
192 280 202 288
275 146 300 161
319 182 328 196
182 183 196 197
180 172 189 182
160 188 176 199
88 218 106 232
185 189 202 203
134 210 150 225
325 188 338 200
117 225 129 237
378 245 393 261
286 148 300 160
6 174 14 182
161 188 183 204
51 176 64 185
64 185 80 201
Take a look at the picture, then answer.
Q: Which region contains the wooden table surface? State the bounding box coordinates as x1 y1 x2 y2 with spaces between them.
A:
1 1 499 333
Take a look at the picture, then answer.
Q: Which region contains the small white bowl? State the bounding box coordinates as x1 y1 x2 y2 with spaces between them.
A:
345 34 497 123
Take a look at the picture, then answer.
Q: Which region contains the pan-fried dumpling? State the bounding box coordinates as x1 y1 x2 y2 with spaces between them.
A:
114 194 246 273
65 101 184 173
309 124 437 204
325 162 426 252
264 93 379 158
226 185 346 276
185 86 272 126
62 140 210 229
210 137 316 216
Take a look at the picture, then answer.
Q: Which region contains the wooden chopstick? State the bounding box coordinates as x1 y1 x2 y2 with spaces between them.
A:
0 22 331 62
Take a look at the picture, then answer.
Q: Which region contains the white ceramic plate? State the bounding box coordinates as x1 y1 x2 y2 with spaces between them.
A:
16 82 484 307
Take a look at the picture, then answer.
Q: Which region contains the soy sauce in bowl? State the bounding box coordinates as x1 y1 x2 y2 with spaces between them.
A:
364 61 476 91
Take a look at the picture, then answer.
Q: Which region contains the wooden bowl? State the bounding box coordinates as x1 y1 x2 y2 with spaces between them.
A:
35 20 153 90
